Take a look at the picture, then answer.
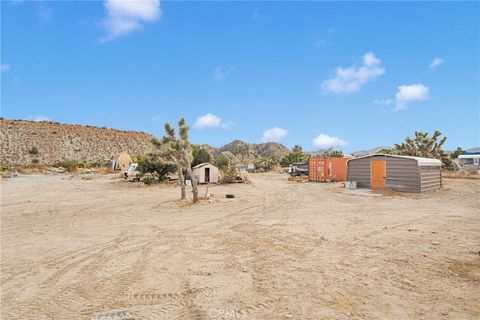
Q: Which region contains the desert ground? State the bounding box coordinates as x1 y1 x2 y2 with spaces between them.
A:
1 173 479 320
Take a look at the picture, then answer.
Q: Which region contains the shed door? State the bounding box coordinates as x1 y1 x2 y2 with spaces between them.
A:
205 167 210 183
371 160 386 190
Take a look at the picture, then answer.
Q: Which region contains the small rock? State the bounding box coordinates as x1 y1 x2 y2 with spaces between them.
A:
242 267 248 273
432 241 439 245
402 278 414 286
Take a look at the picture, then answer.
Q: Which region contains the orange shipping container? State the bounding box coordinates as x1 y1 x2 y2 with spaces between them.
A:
308 157 350 182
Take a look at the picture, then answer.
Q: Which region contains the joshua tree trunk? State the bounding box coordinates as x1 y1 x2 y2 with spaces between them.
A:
183 150 199 203
178 165 186 200
177 117 199 203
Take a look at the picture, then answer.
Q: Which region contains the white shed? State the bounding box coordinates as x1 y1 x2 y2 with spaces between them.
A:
458 154 480 169
192 163 219 184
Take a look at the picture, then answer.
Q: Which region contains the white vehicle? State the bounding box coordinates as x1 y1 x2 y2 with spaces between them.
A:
124 163 141 182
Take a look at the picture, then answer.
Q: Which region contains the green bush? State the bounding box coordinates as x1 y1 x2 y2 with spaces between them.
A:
54 160 82 172
192 145 212 167
213 155 230 168
89 159 109 168
135 154 177 182
221 164 238 183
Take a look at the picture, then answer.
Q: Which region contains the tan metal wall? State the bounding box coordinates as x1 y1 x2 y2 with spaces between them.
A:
347 155 422 192
348 155 442 192
420 166 442 191
347 155 380 188
385 157 420 192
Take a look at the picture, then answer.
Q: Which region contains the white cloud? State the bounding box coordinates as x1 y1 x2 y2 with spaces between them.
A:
322 51 385 94
313 134 347 149
395 84 429 111
37 4 53 22
261 127 288 143
28 114 50 122
373 99 393 105
194 113 222 129
101 0 161 42
213 66 234 81
428 58 445 69
1 64 11 72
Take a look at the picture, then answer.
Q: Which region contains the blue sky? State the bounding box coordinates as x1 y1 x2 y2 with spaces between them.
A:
1 1 479 152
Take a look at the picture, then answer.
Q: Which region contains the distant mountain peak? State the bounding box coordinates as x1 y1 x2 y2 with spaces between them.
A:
352 146 390 156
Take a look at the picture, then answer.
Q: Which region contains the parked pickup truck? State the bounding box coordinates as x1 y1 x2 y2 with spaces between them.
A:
288 162 309 176
124 163 141 182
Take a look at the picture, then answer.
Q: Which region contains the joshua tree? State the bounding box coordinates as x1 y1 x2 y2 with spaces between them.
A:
322 149 344 158
280 144 309 166
292 144 303 153
381 130 450 166
152 123 187 200
450 147 464 159
178 118 199 203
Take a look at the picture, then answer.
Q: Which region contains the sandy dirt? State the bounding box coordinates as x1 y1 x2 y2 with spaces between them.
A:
1 173 479 320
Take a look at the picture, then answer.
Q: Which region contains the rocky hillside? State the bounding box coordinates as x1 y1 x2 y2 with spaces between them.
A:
0 119 156 166
0 119 293 166
218 139 290 162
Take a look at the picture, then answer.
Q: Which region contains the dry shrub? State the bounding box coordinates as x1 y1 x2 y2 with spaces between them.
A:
442 170 479 179
54 160 82 172
288 175 308 183
95 167 116 174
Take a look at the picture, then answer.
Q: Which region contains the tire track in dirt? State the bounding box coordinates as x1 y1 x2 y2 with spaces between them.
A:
1 232 131 286
1 232 155 319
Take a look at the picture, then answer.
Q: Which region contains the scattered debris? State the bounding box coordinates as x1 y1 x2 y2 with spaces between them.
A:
343 189 382 197
288 175 308 183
